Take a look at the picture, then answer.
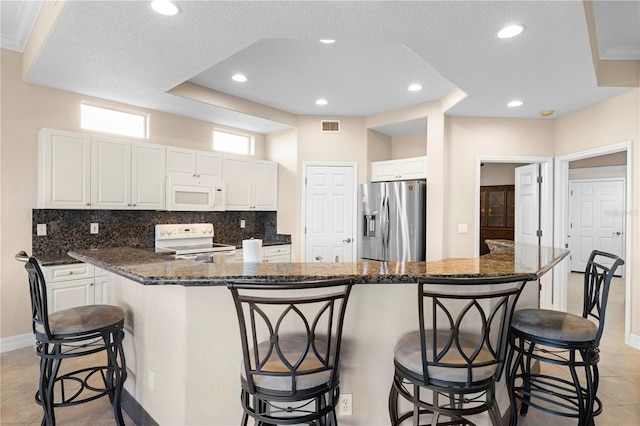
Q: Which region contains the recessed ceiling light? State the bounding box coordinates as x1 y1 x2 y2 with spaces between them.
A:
497 24 525 39
315 99 328 106
319 39 336 44
150 0 180 16
231 74 247 83
408 84 423 92
507 100 524 107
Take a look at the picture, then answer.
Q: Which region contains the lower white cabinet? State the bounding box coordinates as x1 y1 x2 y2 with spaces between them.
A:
42 263 109 312
230 245 291 263
263 245 291 263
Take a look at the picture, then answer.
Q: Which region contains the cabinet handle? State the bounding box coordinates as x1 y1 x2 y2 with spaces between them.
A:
193 174 197 178
86 203 91 206
68 271 74 275
90 283 94 286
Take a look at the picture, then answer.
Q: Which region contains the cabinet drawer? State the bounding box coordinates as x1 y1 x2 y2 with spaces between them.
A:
44 263 94 282
263 255 290 263
263 245 291 256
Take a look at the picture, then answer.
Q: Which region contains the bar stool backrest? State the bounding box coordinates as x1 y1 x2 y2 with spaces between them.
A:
583 250 624 345
416 275 528 386
25 257 53 341
228 278 353 397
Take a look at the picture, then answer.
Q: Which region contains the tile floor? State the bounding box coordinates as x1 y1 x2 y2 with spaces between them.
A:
1 274 637 425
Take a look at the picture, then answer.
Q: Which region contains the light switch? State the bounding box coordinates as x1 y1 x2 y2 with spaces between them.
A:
458 224 468 234
240 219 246 229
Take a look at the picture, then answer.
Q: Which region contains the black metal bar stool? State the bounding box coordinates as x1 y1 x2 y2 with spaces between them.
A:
227 278 354 426
388 275 528 425
507 250 624 425
17 252 127 425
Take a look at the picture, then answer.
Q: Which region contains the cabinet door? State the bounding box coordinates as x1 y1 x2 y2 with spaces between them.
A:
253 160 278 211
132 141 166 209
223 156 252 210
398 156 427 180
91 136 131 209
371 160 398 182
38 129 91 209
94 272 109 305
47 278 95 313
167 146 196 179
196 151 223 181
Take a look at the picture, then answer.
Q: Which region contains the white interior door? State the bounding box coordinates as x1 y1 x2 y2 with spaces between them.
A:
514 164 541 245
569 179 625 276
304 164 356 262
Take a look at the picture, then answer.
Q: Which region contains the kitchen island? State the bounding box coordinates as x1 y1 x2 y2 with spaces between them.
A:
68 244 568 426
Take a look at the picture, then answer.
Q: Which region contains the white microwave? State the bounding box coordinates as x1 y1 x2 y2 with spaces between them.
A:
166 178 225 211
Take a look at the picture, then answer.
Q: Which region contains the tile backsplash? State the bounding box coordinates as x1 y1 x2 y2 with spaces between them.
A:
32 209 290 255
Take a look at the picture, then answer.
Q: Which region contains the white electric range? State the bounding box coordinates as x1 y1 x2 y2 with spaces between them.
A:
154 223 236 260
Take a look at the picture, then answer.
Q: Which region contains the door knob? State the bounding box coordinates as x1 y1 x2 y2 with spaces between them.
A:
343 238 352 243
612 231 621 235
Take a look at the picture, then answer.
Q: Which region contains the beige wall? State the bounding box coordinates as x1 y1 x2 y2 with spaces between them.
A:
265 128 298 243
391 131 427 159
445 117 555 258
0 49 265 338
480 163 527 186
366 129 391 181
555 88 640 337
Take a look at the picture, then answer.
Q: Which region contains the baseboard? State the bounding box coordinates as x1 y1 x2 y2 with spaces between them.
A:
628 333 640 350
0 333 34 352
122 389 158 426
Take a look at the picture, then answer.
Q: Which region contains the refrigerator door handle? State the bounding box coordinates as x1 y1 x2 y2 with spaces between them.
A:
383 195 390 260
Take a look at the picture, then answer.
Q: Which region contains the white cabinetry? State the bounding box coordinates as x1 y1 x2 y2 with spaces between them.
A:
167 147 223 181
223 156 278 211
91 136 166 210
42 263 109 313
231 245 291 263
38 129 91 209
263 245 291 263
371 156 427 182
38 129 166 209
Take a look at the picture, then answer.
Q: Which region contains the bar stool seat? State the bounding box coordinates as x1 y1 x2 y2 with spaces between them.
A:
18 253 127 426
507 250 624 426
39 305 125 336
511 309 598 342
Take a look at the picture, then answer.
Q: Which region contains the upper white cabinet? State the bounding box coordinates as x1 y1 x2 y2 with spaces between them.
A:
131 141 167 209
371 156 427 182
38 129 92 209
166 147 222 181
38 128 166 209
91 136 166 209
224 156 278 211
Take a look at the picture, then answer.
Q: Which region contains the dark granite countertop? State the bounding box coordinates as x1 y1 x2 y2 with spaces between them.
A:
66 243 568 286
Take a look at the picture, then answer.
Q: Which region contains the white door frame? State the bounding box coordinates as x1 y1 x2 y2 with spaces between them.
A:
475 156 553 306
300 161 359 262
554 141 635 348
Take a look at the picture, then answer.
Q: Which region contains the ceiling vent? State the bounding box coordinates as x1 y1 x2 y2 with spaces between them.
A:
321 120 340 133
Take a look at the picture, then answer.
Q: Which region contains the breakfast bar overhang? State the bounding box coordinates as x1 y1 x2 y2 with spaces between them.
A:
68 243 568 425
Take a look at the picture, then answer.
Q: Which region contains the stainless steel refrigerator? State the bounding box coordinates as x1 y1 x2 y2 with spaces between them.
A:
360 180 426 261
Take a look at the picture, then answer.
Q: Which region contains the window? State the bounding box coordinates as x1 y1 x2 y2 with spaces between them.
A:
213 129 254 155
81 104 147 138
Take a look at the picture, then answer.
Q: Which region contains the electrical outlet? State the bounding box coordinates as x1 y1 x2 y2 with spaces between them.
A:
338 393 352 416
36 224 47 236
148 370 155 391
90 223 99 234
240 219 246 229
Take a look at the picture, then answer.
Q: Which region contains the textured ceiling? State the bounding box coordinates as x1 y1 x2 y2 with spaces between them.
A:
2 1 638 135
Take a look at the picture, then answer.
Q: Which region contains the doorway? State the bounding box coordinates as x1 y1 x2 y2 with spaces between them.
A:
554 142 634 348
476 156 553 308
301 162 358 262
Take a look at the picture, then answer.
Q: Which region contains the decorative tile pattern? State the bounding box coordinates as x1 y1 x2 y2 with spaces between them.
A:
32 209 290 260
